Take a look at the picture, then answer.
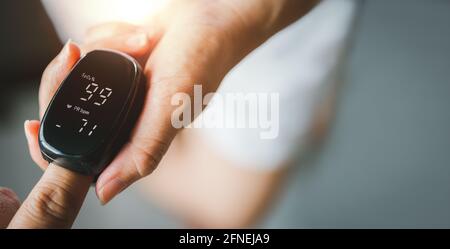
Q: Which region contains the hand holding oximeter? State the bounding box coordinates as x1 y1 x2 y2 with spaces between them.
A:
39 50 146 176
9 44 148 228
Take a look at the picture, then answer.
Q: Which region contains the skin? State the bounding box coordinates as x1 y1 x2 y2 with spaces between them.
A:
0 43 93 229
1 0 317 228
0 188 20 228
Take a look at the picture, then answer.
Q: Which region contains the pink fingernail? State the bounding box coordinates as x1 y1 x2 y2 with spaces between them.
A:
98 178 126 205
23 120 31 141
62 39 71 52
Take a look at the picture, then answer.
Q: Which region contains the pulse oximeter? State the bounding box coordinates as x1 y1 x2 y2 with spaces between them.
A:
39 50 146 176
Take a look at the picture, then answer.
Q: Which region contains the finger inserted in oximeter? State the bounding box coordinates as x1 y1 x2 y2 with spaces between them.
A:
39 50 146 176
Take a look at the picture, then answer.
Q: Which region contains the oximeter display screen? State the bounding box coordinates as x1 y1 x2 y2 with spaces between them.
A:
42 52 135 155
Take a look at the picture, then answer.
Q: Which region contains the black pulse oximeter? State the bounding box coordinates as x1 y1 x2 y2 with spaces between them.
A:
39 50 146 176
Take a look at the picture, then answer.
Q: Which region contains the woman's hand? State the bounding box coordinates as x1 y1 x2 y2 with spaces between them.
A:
24 0 316 205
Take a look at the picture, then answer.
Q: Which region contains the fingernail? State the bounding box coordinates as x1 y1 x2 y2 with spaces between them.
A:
97 178 126 205
126 33 148 48
60 38 80 59
24 120 31 141
61 39 72 55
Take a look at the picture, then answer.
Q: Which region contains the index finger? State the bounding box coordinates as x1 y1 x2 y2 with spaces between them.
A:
7 164 92 229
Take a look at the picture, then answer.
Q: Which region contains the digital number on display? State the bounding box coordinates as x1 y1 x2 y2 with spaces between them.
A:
70 78 113 137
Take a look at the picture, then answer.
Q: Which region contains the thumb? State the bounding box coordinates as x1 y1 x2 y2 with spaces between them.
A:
39 40 81 119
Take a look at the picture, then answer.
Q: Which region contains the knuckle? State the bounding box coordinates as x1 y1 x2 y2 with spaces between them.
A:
131 138 169 178
23 184 76 226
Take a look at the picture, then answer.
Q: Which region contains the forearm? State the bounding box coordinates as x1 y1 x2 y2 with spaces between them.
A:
224 0 318 39
218 0 318 67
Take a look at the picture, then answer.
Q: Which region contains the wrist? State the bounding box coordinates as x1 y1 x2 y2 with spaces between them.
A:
218 0 318 61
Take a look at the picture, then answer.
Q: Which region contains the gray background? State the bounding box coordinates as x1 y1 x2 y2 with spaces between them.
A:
1 0 449 228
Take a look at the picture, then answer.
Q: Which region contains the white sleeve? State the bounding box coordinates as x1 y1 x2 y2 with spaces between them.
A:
194 0 359 171
42 0 358 171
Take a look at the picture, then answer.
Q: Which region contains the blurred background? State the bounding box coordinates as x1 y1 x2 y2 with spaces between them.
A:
1 0 450 228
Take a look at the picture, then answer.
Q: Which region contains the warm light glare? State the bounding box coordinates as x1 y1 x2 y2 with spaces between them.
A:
42 0 167 42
